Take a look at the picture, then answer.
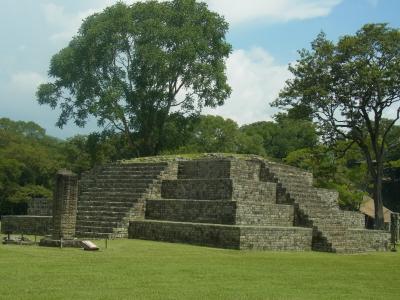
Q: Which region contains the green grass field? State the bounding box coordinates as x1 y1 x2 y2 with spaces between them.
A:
0 237 399 300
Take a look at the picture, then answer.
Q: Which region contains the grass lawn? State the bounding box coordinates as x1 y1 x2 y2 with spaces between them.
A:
0 236 399 300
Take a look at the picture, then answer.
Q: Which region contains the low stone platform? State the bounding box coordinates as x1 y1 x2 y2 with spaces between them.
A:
0 215 52 236
129 220 313 250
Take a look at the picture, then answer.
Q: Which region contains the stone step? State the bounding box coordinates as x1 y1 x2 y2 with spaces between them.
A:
78 200 140 207
298 201 338 209
266 162 312 175
287 191 320 199
97 170 163 176
80 192 144 198
129 220 313 251
75 225 115 233
79 193 143 199
279 181 310 188
277 177 311 185
78 202 135 210
92 174 160 180
82 187 148 193
76 219 126 227
268 172 311 183
102 163 167 170
75 231 127 239
81 179 155 185
76 162 168 239
100 165 166 170
76 213 126 222
76 210 127 218
295 205 331 213
302 210 343 219
281 182 315 188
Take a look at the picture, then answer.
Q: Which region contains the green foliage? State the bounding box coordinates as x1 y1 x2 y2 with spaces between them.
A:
37 0 232 156
241 116 317 159
0 118 63 215
174 115 241 154
284 147 336 186
274 24 400 227
330 183 365 210
284 144 368 210
9 185 52 204
160 113 201 153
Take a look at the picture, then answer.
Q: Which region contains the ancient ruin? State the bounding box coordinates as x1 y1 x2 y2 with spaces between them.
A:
1 155 393 253
75 156 390 253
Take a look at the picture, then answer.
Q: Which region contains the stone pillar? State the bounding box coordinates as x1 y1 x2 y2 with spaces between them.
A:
391 213 399 246
52 169 78 240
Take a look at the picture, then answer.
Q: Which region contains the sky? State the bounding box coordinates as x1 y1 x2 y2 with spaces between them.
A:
1 0 399 139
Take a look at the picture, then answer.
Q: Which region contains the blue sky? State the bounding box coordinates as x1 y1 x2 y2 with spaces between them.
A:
0 0 399 138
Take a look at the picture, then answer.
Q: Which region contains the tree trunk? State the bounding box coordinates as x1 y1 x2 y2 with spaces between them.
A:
154 109 170 155
373 161 385 230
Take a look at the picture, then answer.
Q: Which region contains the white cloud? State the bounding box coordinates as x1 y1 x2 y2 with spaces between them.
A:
205 48 291 125
205 0 342 25
42 0 341 43
41 1 138 43
10 71 46 93
42 3 98 43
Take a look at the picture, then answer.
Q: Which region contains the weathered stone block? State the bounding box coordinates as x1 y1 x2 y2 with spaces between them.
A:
145 199 236 224
52 169 78 239
128 220 313 251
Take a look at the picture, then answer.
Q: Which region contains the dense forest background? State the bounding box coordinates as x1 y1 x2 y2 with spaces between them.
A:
1 115 399 216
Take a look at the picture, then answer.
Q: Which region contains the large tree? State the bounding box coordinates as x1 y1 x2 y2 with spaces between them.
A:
37 0 231 156
273 24 400 229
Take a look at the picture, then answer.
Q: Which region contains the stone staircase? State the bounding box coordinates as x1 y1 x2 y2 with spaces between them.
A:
75 156 390 253
75 162 170 238
262 161 390 253
129 159 313 250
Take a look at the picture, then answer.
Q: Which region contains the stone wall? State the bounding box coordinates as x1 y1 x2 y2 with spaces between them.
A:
161 179 233 200
232 180 276 203
346 229 390 252
145 199 236 224
236 203 294 226
230 160 261 181
130 220 241 249
178 159 261 181
315 188 339 208
178 160 231 179
239 226 313 251
1 216 52 235
129 220 313 251
161 178 276 202
338 211 365 228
